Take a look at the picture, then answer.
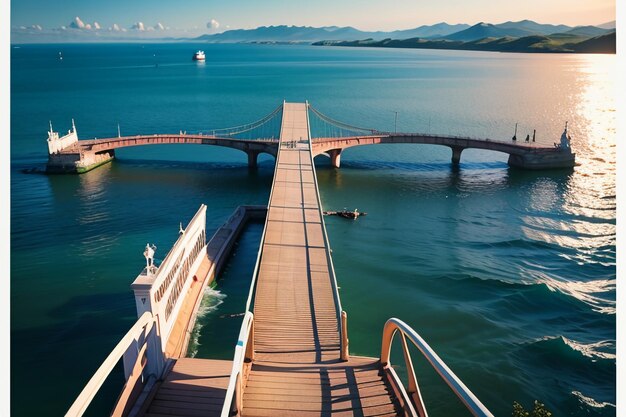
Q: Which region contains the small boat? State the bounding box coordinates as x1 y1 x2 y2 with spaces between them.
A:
192 50 206 61
323 209 367 219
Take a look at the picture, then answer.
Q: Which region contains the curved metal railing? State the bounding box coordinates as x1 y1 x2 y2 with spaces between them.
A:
208 104 283 139
66 312 162 417
220 311 254 417
381 318 494 417
308 104 379 135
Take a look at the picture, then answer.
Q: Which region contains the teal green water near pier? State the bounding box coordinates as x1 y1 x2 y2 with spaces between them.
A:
10 43 615 416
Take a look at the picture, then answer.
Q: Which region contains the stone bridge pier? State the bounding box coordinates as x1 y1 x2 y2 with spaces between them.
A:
47 150 116 174
247 150 259 169
245 149 278 169
327 149 342 168
450 146 464 165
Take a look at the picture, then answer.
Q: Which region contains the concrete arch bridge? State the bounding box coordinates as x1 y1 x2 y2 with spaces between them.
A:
46 101 575 173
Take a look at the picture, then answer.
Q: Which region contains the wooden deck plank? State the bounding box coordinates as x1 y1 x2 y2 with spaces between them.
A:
141 104 402 417
242 104 401 416
139 358 231 417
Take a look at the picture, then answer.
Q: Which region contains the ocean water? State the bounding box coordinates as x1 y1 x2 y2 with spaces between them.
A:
10 43 615 416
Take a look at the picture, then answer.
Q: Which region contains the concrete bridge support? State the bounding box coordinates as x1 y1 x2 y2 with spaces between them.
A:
328 148 342 168
450 146 464 165
507 151 576 170
46 150 115 174
247 151 259 169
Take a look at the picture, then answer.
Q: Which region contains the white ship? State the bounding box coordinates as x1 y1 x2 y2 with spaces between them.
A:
192 50 205 61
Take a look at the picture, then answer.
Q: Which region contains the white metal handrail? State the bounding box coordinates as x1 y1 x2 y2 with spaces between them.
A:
66 312 157 417
381 318 494 417
220 311 254 417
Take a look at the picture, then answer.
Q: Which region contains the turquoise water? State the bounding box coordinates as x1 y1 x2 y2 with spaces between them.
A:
10 43 615 416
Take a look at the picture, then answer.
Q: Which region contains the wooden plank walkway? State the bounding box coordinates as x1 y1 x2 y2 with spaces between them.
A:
242 103 402 416
252 103 340 363
140 358 232 417
136 103 402 417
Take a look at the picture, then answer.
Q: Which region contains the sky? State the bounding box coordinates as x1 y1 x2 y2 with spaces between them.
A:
10 0 616 39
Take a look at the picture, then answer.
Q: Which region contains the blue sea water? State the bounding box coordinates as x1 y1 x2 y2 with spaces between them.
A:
10 43 615 416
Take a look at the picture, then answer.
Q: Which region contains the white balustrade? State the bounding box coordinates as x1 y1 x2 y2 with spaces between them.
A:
131 204 208 353
47 120 78 154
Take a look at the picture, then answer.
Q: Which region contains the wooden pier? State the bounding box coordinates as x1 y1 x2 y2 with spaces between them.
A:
240 103 402 416
67 103 495 417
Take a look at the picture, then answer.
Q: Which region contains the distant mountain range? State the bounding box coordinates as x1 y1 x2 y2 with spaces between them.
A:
313 32 616 54
11 18 617 46
194 23 471 43
597 20 616 29
193 20 614 45
444 21 571 41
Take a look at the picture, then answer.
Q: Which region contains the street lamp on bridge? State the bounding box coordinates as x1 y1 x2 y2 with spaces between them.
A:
393 111 398 133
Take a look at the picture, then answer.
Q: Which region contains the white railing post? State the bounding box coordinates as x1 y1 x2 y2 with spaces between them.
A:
131 281 154 320
144 315 166 379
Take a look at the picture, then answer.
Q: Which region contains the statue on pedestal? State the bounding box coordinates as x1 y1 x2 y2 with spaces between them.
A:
143 243 157 275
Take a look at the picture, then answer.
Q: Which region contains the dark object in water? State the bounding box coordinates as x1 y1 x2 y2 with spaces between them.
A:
323 209 367 219
220 312 246 319
21 167 45 175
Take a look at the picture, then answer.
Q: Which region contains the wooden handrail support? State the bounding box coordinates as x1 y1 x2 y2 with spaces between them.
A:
340 311 349 361
221 311 254 417
66 312 164 417
380 318 494 417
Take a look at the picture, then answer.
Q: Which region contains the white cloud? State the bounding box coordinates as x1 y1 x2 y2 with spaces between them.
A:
207 19 220 30
110 23 121 31
93 22 101 30
155 22 165 30
131 22 145 31
31 24 43 31
69 16 85 29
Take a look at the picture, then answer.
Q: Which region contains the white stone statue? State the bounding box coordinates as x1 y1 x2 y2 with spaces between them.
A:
560 122 571 149
143 243 157 270
554 122 572 152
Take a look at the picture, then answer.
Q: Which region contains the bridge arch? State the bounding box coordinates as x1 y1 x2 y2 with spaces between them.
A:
311 134 575 170
48 134 279 173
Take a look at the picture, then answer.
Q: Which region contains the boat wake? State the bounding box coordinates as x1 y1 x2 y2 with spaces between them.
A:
187 287 227 358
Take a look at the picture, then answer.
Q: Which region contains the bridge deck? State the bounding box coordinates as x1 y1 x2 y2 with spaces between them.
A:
140 358 232 417
242 103 401 416
131 103 402 417
252 103 340 361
